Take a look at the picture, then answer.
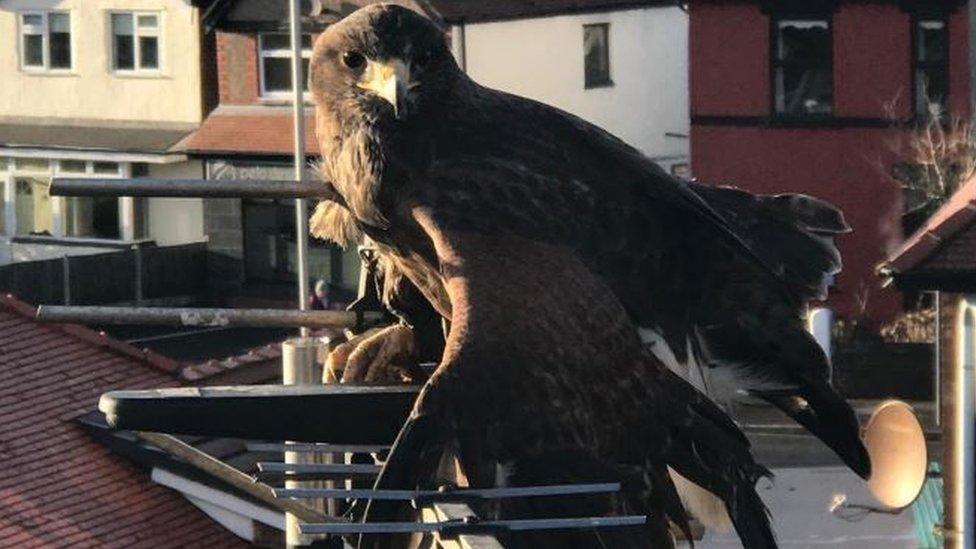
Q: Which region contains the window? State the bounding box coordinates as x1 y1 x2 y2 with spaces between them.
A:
583 24 611 88
112 12 160 72
259 34 312 98
914 19 948 116
57 160 87 174
93 161 121 175
773 19 832 116
243 198 352 286
64 197 120 239
20 12 72 71
3 160 127 238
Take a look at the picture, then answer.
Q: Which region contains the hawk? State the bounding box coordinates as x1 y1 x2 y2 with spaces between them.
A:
309 4 862 546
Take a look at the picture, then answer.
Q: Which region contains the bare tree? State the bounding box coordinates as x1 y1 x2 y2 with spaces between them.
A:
889 102 976 221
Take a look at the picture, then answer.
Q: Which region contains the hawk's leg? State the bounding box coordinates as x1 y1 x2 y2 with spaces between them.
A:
325 323 422 383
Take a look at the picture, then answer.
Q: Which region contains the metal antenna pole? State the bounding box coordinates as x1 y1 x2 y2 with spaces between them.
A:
290 0 311 338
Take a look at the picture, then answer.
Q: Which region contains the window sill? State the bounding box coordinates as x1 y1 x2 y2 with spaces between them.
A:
259 96 314 107
11 235 155 248
691 114 912 129
111 71 168 80
20 69 78 77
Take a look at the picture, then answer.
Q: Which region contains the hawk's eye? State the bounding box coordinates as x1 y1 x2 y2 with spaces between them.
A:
342 51 366 69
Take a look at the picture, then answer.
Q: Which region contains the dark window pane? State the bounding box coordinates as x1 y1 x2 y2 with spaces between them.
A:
93 162 120 174
50 33 71 68
24 34 43 66
67 196 120 238
916 67 949 113
112 14 135 70
261 33 312 52
776 66 833 115
775 20 831 115
583 24 610 88
302 58 310 91
92 197 120 239
261 34 290 50
22 14 42 26
114 36 134 69
140 36 158 69
777 20 830 64
48 13 70 68
917 21 947 62
59 160 86 173
263 57 292 92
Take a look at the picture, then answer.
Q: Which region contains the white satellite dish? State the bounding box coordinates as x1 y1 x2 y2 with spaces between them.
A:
863 399 928 509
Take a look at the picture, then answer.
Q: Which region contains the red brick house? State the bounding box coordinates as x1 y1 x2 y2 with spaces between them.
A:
0 294 248 548
689 0 970 326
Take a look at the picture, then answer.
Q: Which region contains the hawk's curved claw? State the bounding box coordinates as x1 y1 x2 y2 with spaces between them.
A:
325 323 419 384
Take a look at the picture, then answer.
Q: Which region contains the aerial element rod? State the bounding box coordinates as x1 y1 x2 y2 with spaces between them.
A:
50 178 336 200
36 305 382 329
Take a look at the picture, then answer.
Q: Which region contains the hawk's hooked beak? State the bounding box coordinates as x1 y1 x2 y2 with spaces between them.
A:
357 58 413 120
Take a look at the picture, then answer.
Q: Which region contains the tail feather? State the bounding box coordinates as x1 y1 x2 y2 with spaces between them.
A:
755 387 871 479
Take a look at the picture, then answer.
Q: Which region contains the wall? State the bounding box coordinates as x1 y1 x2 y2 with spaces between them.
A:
215 32 259 105
147 160 206 246
462 6 689 166
689 2 970 324
0 0 203 124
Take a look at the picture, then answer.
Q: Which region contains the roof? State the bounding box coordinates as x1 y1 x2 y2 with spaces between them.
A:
180 327 336 382
204 0 674 29
175 106 318 157
0 120 194 155
884 177 976 274
0 294 247 548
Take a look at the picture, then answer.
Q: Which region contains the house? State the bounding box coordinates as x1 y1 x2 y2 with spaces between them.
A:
688 0 970 326
183 0 691 297
0 0 211 265
0 293 250 547
440 0 690 173
881 175 976 549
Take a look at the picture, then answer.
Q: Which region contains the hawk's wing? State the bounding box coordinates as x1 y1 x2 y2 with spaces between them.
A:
357 205 774 549
428 83 870 479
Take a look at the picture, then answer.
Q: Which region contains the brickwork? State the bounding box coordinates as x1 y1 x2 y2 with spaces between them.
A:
216 32 260 105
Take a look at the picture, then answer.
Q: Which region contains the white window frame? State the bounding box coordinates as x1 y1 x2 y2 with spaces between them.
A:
109 11 163 75
258 33 312 100
19 10 73 73
54 160 123 177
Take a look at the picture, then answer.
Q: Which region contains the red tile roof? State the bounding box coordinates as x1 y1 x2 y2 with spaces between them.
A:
181 328 335 382
884 176 976 274
0 294 248 549
176 106 318 157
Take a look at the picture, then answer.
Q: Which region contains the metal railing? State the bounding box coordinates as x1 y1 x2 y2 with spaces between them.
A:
49 161 646 549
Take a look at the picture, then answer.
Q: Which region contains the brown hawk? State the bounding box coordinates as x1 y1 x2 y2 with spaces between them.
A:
309 4 863 547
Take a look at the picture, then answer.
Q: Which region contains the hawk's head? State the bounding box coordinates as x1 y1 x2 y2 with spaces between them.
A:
310 4 458 124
